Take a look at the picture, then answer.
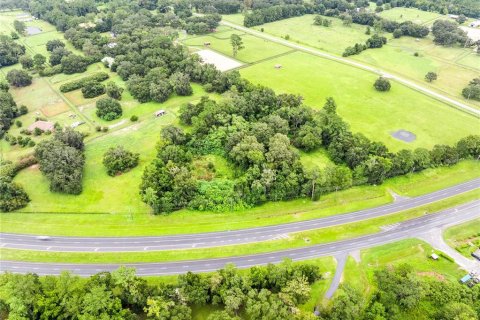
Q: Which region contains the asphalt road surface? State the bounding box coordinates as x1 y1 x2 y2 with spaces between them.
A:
220 20 480 117
1 200 479 276
1 178 478 252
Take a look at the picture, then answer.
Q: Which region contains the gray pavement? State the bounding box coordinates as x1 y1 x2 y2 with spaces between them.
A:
325 253 348 299
1 200 479 276
1 178 478 252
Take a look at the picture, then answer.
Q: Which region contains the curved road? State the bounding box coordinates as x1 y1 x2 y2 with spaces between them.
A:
1 178 479 252
2 200 479 276
220 20 480 117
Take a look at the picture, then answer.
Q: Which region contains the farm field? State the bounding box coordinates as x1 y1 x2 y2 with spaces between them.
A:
239 51 478 151
223 11 480 109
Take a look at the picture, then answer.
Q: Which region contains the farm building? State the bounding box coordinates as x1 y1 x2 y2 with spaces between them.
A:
472 249 480 261
28 121 54 132
460 274 472 284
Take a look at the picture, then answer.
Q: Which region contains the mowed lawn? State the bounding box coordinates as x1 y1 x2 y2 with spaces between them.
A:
378 7 442 25
183 27 293 63
234 11 480 108
250 14 371 56
240 51 479 151
444 219 480 258
3 160 479 236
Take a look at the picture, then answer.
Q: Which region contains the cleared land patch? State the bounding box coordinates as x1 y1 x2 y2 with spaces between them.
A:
195 49 243 71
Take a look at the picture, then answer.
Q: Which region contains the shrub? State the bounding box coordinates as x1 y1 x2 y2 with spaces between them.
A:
96 97 122 121
6 69 32 87
106 81 124 100
130 115 138 122
81 81 105 98
103 146 140 176
374 77 391 92
59 73 109 93
0 177 30 212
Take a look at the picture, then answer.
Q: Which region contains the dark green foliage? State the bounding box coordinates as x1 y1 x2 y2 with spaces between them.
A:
432 20 469 46
244 4 309 27
0 176 30 212
374 77 391 92
103 146 139 176
366 34 387 48
150 80 173 103
33 54 46 70
185 14 221 34
59 72 109 93
13 20 25 34
19 55 33 70
456 135 480 159
61 54 89 74
35 131 85 194
430 145 459 166
96 97 122 121
46 39 65 52
49 47 71 66
462 78 480 101
106 81 124 100
81 81 105 98
6 69 32 87
0 90 19 137
425 71 438 82
170 72 193 96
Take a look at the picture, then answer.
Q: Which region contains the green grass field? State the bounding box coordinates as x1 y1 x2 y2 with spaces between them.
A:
240 51 479 151
444 219 480 258
225 11 480 109
2 160 478 236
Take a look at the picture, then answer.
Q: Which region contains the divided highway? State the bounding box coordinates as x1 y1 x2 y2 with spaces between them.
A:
2 200 479 276
1 179 479 252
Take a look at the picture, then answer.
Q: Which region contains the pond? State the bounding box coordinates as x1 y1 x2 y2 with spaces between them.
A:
26 26 42 36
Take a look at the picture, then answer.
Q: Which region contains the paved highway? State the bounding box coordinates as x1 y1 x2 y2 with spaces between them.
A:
1 178 479 252
1 200 479 276
220 20 480 117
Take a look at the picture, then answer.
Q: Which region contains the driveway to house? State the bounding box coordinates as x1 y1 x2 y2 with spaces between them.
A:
220 20 480 117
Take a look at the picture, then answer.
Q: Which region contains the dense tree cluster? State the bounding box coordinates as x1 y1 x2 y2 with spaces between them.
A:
103 146 139 176
96 97 122 121
59 72 109 93
244 4 311 27
321 264 480 320
81 80 106 98
5 69 32 87
380 0 480 18
34 129 85 194
343 34 387 56
462 78 480 101
374 77 391 92
431 20 469 46
0 175 30 212
0 261 322 319
0 83 27 138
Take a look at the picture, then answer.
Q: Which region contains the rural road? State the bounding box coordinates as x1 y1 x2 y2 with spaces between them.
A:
1 200 479 276
220 20 480 117
1 178 479 252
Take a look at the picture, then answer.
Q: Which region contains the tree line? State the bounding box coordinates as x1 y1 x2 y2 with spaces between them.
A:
140 80 480 214
0 260 323 320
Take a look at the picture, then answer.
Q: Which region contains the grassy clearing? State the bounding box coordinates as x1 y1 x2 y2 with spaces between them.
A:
444 219 480 258
1 189 477 263
1 160 478 236
234 11 480 108
342 239 466 298
378 7 442 25
240 51 479 151
183 27 293 63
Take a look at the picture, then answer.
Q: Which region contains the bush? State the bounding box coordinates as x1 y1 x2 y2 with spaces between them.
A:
103 146 140 176
96 97 122 121
374 77 391 92
106 81 124 100
81 81 105 98
59 73 109 93
130 115 138 122
6 69 32 87
0 177 30 212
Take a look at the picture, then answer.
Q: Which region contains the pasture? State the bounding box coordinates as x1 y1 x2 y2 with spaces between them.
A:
239 51 479 151
224 11 480 108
